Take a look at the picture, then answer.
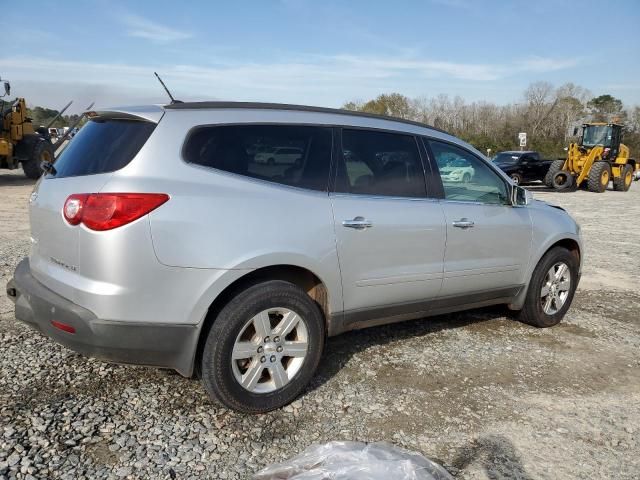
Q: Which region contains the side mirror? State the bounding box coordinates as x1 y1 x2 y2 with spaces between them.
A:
511 185 531 206
572 126 579 136
3 82 9 96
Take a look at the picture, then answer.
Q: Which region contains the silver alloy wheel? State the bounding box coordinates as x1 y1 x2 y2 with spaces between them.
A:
231 308 309 393
540 262 571 315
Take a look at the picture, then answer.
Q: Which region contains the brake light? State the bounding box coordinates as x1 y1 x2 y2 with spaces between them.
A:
63 193 169 231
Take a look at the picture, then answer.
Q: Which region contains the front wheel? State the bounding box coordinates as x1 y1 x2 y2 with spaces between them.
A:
17 135 53 179
587 161 611 193
201 280 325 413
516 247 578 328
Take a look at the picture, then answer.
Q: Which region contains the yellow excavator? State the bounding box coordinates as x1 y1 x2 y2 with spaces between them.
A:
545 123 636 192
0 78 55 179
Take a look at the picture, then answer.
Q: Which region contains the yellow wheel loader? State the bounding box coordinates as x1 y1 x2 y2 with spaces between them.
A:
545 123 636 193
0 79 55 179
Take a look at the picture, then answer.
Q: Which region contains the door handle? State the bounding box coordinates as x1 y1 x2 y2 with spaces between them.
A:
342 216 373 230
452 218 474 229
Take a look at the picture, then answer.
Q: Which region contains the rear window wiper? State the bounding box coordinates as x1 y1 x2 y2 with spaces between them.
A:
41 161 57 176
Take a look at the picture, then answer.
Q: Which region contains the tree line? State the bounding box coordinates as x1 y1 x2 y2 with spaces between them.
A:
0 99 85 129
343 82 640 159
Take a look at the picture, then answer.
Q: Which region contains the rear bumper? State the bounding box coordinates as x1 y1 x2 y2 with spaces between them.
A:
8 258 198 376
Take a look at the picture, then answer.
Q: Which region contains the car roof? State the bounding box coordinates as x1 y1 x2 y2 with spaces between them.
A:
162 101 450 135
91 101 490 160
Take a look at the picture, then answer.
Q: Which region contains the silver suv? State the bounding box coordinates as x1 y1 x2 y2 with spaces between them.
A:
8 102 582 413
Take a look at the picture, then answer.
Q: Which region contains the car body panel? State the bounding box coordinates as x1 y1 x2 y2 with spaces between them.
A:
438 201 532 296
330 194 446 314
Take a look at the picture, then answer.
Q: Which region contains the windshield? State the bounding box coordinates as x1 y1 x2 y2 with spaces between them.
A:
493 153 521 164
582 125 612 148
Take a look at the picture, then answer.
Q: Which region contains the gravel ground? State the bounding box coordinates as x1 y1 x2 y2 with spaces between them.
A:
1 169 639 479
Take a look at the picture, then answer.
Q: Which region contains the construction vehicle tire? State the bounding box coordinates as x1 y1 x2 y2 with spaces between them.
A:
613 164 633 192
16 135 52 179
587 161 611 193
552 170 574 190
544 160 565 187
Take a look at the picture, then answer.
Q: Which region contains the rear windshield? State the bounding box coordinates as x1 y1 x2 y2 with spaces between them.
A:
50 119 155 178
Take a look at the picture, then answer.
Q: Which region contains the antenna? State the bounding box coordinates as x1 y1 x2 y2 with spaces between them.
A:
154 72 182 104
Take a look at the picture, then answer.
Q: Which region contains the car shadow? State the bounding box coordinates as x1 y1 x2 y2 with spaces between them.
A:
310 305 511 391
0 173 38 187
449 434 534 479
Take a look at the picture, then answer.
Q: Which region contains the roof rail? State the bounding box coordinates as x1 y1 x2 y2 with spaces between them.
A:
163 101 450 135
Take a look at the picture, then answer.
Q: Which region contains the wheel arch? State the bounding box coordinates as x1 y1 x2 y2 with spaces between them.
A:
191 264 332 377
509 235 582 311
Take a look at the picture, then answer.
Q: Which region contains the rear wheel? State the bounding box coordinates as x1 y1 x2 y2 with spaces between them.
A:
516 247 578 328
201 280 325 413
462 173 471 183
544 160 565 187
587 161 611 193
613 164 633 192
509 173 523 185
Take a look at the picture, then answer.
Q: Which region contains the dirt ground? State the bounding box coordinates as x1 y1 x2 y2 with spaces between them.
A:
1 169 639 479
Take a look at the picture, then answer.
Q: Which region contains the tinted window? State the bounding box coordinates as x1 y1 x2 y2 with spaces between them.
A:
51 119 155 178
429 140 509 205
336 129 426 198
184 125 332 191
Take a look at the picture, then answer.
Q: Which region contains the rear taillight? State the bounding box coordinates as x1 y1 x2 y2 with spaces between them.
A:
63 194 89 225
63 193 169 231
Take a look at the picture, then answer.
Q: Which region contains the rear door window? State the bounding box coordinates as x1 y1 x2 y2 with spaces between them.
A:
184 125 332 192
335 129 426 198
50 119 156 178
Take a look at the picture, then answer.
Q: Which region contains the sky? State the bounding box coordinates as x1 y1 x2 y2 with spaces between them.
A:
2 0 639 113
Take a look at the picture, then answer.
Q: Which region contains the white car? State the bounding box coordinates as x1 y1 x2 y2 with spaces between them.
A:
254 146 303 165
439 159 474 182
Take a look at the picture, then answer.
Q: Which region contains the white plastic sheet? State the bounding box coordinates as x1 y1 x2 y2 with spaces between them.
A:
253 441 454 480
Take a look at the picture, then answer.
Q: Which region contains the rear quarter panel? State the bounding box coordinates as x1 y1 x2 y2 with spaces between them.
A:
114 110 344 316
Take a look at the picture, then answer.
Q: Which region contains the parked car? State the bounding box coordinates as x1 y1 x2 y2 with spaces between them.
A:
437 157 475 183
254 146 303 165
492 150 553 185
8 102 583 413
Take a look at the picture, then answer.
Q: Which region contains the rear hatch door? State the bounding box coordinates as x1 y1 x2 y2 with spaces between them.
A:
29 112 158 301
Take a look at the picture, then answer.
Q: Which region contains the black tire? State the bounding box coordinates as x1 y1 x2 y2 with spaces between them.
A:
516 247 579 328
201 280 325 413
544 160 565 187
267 157 275 166
16 135 53 179
552 170 574 190
587 161 611 193
612 164 633 192
509 173 523 185
462 173 471 183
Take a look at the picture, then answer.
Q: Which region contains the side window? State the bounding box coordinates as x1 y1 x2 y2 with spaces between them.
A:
184 125 332 191
336 129 426 198
428 140 509 205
